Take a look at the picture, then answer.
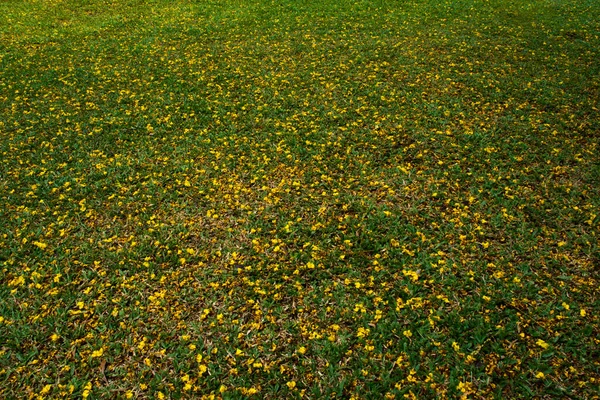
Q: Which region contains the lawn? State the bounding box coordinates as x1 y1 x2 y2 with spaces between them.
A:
1 0 599 398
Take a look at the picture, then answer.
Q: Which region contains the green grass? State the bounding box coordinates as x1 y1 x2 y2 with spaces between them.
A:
1 0 599 398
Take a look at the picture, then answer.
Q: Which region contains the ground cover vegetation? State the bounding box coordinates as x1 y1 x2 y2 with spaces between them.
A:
1 0 599 398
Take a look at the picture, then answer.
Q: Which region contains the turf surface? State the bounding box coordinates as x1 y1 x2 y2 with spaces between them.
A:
1 0 599 398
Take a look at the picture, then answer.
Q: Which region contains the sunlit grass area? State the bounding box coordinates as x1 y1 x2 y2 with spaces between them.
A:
1 0 599 398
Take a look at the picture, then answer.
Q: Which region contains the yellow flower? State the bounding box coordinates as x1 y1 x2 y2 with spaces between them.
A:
286 381 296 389
297 346 307 355
403 330 412 338
535 372 545 379
82 382 92 399
33 241 48 249
357 327 370 338
536 339 549 349
91 348 104 358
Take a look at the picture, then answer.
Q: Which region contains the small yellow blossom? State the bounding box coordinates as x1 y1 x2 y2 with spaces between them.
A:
536 339 549 349
357 327 370 338
82 382 92 399
91 348 104 358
